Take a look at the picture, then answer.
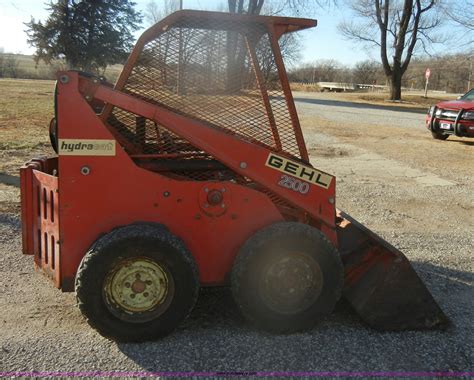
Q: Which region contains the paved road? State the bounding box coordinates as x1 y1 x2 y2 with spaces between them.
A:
294 92 427 130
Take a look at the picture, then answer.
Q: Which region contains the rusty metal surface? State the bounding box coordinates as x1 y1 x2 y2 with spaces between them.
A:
20 158 60 288
337 210 449 330
84 75 337 237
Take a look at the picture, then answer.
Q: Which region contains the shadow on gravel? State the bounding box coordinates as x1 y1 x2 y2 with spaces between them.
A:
414 261 474 289
116 261 471 372
0 214 21 230
293 97 427 114
444 139 474 146
0 173 20 187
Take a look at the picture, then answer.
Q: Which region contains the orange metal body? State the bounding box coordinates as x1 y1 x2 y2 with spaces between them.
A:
21 71 335 290
20 10 447 331
20 12 336 291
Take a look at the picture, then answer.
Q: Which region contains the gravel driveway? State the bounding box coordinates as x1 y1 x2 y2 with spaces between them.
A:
0 93 472 376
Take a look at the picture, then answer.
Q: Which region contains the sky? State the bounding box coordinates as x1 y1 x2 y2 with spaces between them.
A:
0 0 459 68
0 0 384 66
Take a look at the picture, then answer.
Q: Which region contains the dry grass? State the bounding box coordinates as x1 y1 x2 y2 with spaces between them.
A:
0 79 55 175
342 92 459 108
290 83 321 92
2 53 123 81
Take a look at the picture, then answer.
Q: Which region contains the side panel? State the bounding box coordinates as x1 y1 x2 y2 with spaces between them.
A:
57 79 284 291
79 75 337 236
20 160 60 288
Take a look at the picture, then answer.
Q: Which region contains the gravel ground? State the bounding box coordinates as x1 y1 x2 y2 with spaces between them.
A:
0 93 472 375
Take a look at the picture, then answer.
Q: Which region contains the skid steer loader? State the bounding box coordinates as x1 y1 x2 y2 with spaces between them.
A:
20 10 448 341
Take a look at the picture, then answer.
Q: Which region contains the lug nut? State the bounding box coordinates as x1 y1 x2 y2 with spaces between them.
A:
207 190 223 206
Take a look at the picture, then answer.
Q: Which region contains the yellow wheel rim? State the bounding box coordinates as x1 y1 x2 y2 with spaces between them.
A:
104 258 169 314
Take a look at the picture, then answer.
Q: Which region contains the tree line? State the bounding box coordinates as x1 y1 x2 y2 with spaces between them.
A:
289 53 473 93
2 0 472 99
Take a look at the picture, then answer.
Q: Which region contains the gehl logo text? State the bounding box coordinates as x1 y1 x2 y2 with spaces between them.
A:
265 153 333 189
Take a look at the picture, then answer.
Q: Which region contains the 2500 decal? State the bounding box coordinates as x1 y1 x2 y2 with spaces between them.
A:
278 174 310 194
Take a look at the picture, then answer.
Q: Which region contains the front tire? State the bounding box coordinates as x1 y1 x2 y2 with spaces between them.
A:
75 223 199 342
231 222 343 333
431 131 449 140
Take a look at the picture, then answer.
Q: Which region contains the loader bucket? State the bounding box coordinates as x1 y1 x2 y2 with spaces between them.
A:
336 210 449 330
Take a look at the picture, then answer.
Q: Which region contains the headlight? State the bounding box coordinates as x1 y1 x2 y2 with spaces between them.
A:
428 106 435 116
463 111 474 120
435 108 442 116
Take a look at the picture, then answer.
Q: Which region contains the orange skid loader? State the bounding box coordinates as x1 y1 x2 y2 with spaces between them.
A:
20 11 447 341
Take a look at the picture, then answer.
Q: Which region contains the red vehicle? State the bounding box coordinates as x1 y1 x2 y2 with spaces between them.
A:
426 88 474 140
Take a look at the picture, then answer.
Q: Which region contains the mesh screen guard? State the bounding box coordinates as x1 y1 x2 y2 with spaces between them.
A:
104 10 314 169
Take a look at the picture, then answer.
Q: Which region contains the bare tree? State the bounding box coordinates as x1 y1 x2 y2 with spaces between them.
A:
0 50 21 78
225 0 311 91
144 0 179 26
228 0 333 15
399 52 472 92
339 0 443 100
444 0 474 31
442 0 474 48
353 60 382 84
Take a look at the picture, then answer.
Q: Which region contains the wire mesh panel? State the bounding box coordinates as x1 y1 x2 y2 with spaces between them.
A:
107 14 303 161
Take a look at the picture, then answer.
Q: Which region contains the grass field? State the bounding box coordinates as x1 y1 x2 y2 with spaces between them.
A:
0 79 55 176
1 53 123 81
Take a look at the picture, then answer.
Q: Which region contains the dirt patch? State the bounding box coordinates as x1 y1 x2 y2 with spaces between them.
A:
308 146 350 158
300 114 473 182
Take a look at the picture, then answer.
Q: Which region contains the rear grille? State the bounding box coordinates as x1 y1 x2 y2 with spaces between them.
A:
20 158 61 288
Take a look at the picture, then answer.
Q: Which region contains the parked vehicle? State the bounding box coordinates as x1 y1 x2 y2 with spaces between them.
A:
426 89 474 140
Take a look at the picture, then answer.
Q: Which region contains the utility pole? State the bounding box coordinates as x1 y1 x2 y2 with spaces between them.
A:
468 57 472 91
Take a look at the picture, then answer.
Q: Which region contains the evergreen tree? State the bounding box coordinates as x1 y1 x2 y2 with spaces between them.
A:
25 0 142 72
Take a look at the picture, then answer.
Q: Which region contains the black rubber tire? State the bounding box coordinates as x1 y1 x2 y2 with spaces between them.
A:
431 131 449 140
231 222 343 333
49 117 58 153
49 81 59 153
75 223 199 342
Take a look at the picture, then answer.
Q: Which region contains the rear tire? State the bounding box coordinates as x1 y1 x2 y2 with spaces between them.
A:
75 223 199 342
431 131 449 140
231 222 343 333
